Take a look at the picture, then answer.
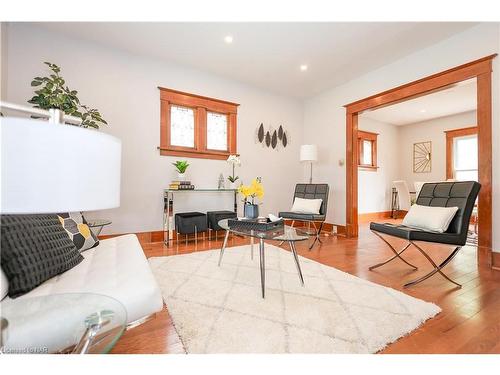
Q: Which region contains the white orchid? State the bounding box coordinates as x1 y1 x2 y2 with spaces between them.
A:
226 154 241 183
226 154 241 166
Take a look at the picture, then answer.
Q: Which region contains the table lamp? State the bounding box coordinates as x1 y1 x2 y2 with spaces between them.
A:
0 102 121 214
300 144 318 184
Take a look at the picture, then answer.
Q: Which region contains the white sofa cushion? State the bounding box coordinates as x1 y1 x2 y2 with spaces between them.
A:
7 234 163 323
402 204 459 233
291 197 323 214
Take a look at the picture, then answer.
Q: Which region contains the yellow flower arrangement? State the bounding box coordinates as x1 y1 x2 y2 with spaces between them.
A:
237 178 264 204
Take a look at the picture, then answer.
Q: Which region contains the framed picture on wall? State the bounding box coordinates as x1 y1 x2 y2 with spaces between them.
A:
413 141 432 173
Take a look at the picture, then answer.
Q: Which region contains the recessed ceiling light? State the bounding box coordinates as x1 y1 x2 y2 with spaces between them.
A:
419 109 427 113
224 35 233 44
300 64 308 72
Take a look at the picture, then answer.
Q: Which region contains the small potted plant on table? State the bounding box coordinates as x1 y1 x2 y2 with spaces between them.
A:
173 160 189 180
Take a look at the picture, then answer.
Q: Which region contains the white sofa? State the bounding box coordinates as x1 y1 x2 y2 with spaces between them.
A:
1 234 164 324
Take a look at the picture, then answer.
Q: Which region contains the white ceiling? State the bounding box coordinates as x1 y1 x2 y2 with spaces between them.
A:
361 78 477 126
30 22 477 98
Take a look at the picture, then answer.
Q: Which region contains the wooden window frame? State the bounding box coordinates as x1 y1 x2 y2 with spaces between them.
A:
357 130 378 170
159 87 239 160
445 126 478 180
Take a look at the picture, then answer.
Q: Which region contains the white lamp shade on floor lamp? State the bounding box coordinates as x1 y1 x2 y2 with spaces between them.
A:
300 144 318 183
1 117 122 214
300 144 318 162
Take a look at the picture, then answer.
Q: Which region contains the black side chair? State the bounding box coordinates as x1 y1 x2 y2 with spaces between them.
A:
279 184 329 250
369 181 480 288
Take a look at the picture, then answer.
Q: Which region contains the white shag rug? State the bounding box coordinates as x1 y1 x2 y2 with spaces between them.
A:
149 244 440 353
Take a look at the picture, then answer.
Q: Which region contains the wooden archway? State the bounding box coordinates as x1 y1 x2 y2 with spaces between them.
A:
344 54 496 263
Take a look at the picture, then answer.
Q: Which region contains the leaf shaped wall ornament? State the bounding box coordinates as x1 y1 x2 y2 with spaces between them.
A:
282 132 288 147
256 123 289 150
278 125 284 140
271 130 278 149
257 123 265 143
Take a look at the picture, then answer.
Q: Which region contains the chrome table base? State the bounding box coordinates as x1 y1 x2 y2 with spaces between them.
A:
218 230 305 298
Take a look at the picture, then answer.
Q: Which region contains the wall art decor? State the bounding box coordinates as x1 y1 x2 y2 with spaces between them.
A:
413 141 432 173
255 123 289 150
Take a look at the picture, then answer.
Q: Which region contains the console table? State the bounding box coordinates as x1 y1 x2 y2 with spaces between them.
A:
163 188 237 246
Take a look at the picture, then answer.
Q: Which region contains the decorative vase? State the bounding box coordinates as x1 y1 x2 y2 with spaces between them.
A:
177 172 186 180
244 203 259 219
229 181 237 189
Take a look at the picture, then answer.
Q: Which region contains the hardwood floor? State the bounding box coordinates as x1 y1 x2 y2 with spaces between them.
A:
111 223 500 354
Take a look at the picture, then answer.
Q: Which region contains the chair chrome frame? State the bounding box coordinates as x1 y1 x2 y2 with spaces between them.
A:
278 219 325 250
369 231 463 288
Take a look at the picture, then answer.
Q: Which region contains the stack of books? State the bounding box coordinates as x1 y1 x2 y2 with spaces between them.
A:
169 180 195 190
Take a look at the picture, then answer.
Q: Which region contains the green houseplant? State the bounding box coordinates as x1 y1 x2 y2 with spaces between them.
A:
29 62 108 129
172 160 189 180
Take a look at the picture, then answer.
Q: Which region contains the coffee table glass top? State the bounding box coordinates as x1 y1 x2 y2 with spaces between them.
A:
0 293 127 354
218 219 309 241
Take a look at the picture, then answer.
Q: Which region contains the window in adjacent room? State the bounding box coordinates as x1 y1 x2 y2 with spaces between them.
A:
445 126 478 181
159 87 239 160
358 130 378 170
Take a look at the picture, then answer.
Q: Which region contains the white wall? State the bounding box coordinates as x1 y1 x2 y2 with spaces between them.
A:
397 111 477 190
303 23 500 249
0 23 7 100
357 117 399 214
4 23 303 235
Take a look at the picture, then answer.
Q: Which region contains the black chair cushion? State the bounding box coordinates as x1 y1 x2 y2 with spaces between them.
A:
293 184 329 216
370 222 463 245
207 210 237 231
278 211 326 221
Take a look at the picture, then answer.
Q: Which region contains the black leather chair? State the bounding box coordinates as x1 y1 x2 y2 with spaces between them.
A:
369 181 481 288
279 184 329 250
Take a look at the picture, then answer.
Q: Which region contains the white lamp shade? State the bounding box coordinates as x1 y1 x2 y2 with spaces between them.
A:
300 144 318 162
1 117 121 213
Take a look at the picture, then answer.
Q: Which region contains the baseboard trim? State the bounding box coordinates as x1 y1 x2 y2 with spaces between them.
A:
492 252 500 271
283 220 346 237
99 222 347 243
358 211 393 223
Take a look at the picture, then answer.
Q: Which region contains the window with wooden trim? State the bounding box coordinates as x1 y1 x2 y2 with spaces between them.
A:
159 87 239 160
445 126 478 181
357 130 378 170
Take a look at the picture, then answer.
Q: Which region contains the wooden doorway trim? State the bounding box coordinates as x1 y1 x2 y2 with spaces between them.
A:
344 54 496 255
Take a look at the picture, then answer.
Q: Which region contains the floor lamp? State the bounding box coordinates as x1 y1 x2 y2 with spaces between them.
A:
300 145 318 184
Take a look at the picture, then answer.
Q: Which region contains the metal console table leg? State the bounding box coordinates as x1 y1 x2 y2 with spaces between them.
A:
163 191 174 246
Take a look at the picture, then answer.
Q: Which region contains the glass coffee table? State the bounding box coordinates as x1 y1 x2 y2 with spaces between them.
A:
0 293 127 354
218 219 310 298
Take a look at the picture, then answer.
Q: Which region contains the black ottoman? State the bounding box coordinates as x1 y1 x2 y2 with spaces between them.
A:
207 210 237 231
207 210 237 240
175 212 207 241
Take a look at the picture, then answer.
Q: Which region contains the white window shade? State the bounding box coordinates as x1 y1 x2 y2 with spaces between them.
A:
206 112 228 151
170 105 195 148
454 135 478 181
362 140 372 165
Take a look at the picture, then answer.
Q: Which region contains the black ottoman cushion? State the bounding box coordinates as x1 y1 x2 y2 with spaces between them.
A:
175 212 207 234
207 210 237 231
